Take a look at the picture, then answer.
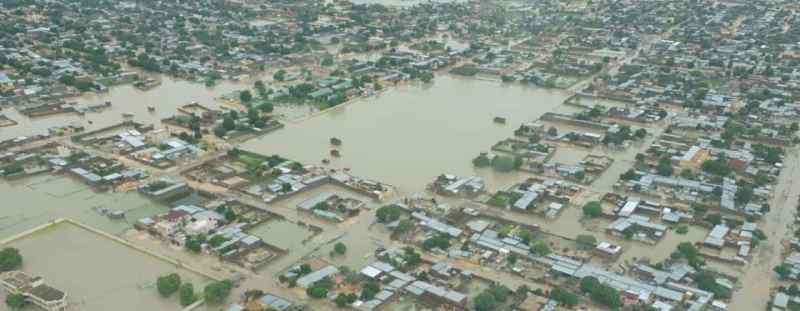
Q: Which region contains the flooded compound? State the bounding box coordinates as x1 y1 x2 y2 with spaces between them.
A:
0 221 213 311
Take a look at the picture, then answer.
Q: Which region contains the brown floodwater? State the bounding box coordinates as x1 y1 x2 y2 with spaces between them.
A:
242 75 569 194
0 222 212 311
0 175 169 238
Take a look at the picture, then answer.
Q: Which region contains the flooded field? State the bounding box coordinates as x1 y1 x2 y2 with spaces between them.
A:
243 76 568 194
0 175 168 238
0 222 212 311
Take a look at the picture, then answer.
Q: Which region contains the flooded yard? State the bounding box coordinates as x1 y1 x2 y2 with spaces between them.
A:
0 222 213 311
243 76 568 194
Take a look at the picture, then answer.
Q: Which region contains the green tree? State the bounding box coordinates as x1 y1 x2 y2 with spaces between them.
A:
547 126 558 136
376 204 403 223
239 90 253 102
657 157 673 176
258 102 274 113
213 126 227 137
360 281 380 300
203 280 232 304
274 69 286 81
254 80 266 97
0 248 22 272
156 273 181 297
222 116 236 131
580 276 600 293
4 293 24 310
582 201 603 218
491 155 516 172
590 283 622 309
473 292 497 311
334 242 347 255
775 264 792 279
179 283 197 306
334 293 357 307
530 241 551 256
550 287 578 306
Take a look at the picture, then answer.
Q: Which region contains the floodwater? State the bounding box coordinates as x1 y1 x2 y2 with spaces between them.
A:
249 220 314 251
0 222 212 311
242 75 569 194
0 175 168 238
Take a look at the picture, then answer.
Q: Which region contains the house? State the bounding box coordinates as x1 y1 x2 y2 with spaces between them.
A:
0 271 68 311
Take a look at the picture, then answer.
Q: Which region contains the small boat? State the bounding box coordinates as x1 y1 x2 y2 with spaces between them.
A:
493 116 506 124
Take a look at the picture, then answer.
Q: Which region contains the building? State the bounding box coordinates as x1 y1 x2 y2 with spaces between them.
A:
678 146 709 169
0 271 67 311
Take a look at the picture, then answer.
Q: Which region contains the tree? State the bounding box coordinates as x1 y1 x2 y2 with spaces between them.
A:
473 153 491 167
590 283 622 309
306 285 328 299
0 248 22 272
258 102 274 113
491 155 516 172
239 90 253 102
334 293 357 307
420 71 434 83
185 235 205 252
550 288 578 306
656 157 673 176
156 273 181 297
580 276 600 293
179 283 197 306
254 80 267 97
223 116 236 131
576 234 597 249
474 292 497 311
620 169 638 181
693 270 731 298
423 234 451 251
582 201 602 218
213 126 227 138
334 242 347 255
394 219 414 236
775 264 792 279
208 235 228 247
530 241 551 256
376 204 403 223
203 280 232 304
360 281 380 300
5 293 24 310
274 69 286 81
547 126 558 137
